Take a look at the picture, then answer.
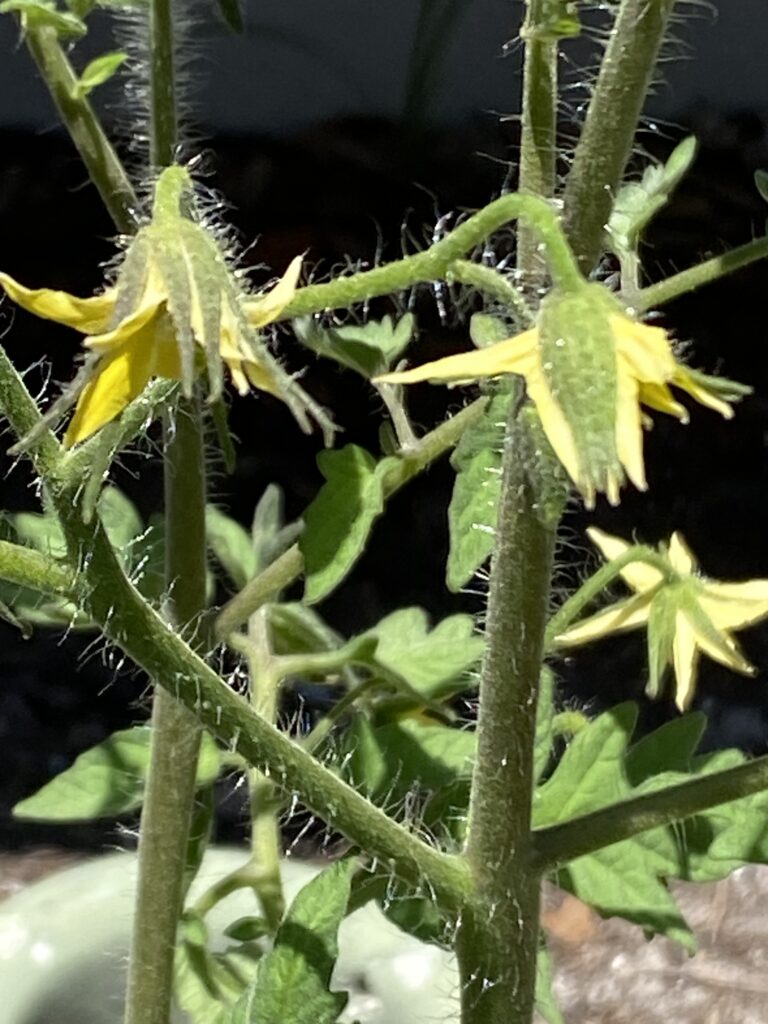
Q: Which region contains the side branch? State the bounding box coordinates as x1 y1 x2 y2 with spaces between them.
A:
531 754 768 872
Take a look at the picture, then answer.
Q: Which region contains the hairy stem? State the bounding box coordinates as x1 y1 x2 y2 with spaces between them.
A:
456 410 557 1024
125 5 203 1024
562 0 678 271
25 27 138 233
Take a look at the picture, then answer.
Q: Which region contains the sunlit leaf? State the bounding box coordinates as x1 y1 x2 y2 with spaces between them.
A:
226 860 354 1024
13 726 221 820
73 50 126 98
206 506 257 590
301 445 396 603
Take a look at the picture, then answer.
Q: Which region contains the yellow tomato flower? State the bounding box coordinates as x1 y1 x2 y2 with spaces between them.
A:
375 284 745 507
0 166 304 447
555 528 768 710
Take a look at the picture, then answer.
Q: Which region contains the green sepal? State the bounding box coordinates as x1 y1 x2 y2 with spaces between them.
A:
645 583 678 698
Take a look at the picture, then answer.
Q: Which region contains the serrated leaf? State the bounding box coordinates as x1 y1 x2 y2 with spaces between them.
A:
534 704 694 948
294 314 414 378
359 607 483 699
301 446 396 603
73 50 126 98
446 391 510 591
228 860 354 1024
13 726 221 821
608 136 697 253
206 506 257 590
0 0 87 36
625 712 706 786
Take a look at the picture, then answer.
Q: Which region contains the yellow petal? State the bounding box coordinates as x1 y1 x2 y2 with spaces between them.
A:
0 272 116 334
555 592 653 646
698 580 768 631
611 315 677 382
586 527 663 593
245 255 303 329
672 366 734 419
85 294 163 353
375 329 540 386
683 604 754 677
672 610 700 711
614 367 647 493
519 361 587 500
636 379 689 422
64 316 181 447
668 532 696 575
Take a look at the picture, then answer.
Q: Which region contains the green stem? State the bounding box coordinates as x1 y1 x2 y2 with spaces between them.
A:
447 260 534 324
516 1 558 290
562 0 677 271
244 607 286 933
278 193 582 321
544 545 674 647
455 410 557 1024
213 397 488 638
25 27 138 233
0 539 75 597
634 235 768 312
531 751 768 872
125 6 201 1023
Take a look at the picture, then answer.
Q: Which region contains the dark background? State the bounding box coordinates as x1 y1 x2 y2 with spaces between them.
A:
1 1 768 849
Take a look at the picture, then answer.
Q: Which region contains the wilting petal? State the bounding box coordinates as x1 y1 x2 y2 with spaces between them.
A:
245 255 303 329
555 591 653 646
586 528 663 593
699 580 768 630
672 611 699 711
376 329 540 386
0 272 116 334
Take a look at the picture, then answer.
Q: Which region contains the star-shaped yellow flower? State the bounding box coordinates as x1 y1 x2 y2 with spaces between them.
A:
375 284 745 507
0 166 305 447
555 528 768 710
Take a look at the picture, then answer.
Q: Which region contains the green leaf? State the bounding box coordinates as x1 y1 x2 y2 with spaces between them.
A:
608 136 698 254
215 0 243 32
625 712 706 786
534 705 694 949
206 506 257 590
340 717 474 839
301 445 396 603
73 50 126 98
446 391 510 591
0 0 87 35
13 726 221 821
535 944 564 1024
293 314 414 378
269 603 346 656
359 607 483 699
228 860 354 1024
12 507 68 559
469 312 509 349
224 917 270 943
99 486 144 550
251 484 302 575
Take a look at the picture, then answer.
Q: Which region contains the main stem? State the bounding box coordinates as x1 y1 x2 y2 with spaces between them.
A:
455 6 559 1020
126 4 205 1024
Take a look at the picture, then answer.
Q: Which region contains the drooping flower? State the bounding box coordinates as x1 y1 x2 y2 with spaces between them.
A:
0 166 311 447
375 284 747 507
555 528 768 710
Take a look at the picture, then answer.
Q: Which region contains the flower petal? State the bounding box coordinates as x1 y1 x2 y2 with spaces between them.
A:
0 272 115 334
683 603 754 677
586 527 663 592
374 329 540 386
64 316 181 447
673 366 734 419
668 532 696 575
245 255 303 329
611 315 677 382
522 362 588 502
614 366 647 492
636 379 689 421
555 591 653 646
698 580 768 631
672 610 700 711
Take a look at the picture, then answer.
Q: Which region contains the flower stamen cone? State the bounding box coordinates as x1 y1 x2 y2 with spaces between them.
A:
375 283 747 507
0 166 317 447
555 528 768 710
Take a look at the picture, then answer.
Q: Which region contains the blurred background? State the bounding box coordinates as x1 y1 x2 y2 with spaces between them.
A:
1 0 768 853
